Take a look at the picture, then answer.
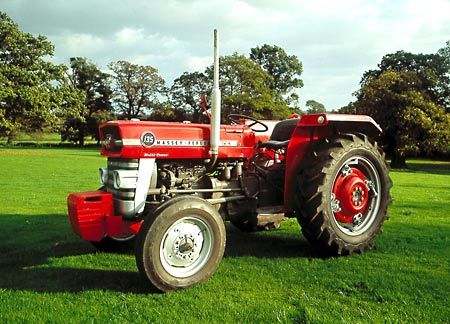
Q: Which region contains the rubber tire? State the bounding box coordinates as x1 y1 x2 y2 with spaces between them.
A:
91 235 136 252
135 196 226 292
294 133 392 255
92 196 189 253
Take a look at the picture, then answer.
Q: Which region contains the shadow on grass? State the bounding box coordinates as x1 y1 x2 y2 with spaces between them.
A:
2 213 447 294
0 266 157 294
0 214 95 266
224 223 319 259
0 213 318 294
393 160 450 176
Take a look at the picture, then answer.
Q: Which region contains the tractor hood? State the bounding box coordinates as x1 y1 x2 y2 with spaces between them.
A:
99 120 257 160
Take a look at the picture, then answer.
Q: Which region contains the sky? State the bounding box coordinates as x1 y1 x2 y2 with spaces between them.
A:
2 0 450 110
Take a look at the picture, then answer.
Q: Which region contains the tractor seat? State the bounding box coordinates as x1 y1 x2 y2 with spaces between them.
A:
258 140 290 150
258 118 299 150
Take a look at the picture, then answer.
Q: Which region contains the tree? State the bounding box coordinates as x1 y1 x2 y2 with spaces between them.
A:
0 12 81 144
61 57 113 145
438 40 450 65
108 60 166 119
305 99 326 114
335 102 356 114
148 101 188 122
250 44 304 100
362 49 450 112
437 40 450 112
169 71 210 123
354 70 450 168
205 53 293 120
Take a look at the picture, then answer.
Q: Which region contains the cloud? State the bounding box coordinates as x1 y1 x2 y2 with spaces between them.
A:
186 56 211 72
2 0 449 110
114 28 146 46
55 33 107 58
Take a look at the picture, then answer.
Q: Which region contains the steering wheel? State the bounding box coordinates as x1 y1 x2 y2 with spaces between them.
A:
227 114 269 132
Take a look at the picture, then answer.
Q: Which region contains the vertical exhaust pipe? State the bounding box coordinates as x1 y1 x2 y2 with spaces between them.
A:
209 29 221 165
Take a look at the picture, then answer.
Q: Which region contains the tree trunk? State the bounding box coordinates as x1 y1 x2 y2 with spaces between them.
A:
390 150 407 169
78 126 85 147
6 131 14 145
193 109 200 123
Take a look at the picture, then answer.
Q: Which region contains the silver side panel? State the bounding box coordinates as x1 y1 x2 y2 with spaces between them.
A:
134 158 155 215
105 158 156 218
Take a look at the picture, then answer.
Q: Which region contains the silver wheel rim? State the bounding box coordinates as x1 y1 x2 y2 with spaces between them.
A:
330 156 381 236
160 216 213 278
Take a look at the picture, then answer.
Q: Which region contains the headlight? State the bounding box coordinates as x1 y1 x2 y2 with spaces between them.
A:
112 170 139 189
102 132 123 151
99 168 108 185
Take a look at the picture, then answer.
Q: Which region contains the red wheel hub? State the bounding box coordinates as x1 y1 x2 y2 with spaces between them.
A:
332 167 369 223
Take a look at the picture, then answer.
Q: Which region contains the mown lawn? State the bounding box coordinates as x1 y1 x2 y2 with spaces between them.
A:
0 147 448 323
0 132 98 145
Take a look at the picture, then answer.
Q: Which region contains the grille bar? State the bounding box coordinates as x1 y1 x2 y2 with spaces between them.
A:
105 158 138 201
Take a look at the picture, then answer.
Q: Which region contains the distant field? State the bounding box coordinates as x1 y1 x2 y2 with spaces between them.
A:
0 148 449 323
0 132 98 145
0 132 61 144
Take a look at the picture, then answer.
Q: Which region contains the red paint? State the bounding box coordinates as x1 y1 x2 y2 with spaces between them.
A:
99 121 257 159
332 168 369 223
70 114 382 239
284 114 381 210
284 123 330 209
124 220 143 235
67 191 141 241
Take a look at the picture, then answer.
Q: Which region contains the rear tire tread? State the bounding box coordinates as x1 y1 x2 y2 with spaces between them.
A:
295 134 392 255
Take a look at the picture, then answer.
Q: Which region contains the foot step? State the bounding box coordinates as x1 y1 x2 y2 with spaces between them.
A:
255 206 287 230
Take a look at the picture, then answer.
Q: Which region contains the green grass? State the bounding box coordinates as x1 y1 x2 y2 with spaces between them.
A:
0 148 449 323
0 131 98 145
0 132 61 144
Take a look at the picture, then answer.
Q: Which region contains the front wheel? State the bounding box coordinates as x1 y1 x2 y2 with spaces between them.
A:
135 196 226 291
295 134 392 255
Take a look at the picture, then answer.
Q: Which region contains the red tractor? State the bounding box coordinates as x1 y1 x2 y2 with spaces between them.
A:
67 31 392 292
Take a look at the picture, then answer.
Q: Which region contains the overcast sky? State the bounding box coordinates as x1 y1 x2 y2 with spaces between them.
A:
2 0 449 110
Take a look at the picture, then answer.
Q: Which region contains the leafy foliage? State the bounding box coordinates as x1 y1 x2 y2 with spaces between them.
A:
348 43 450 167
250 44 303 98
205 53 293 120
108 61 166 119
305 99 326 114
61 57 113 145
362 48 450 113
0 12 82 144
169 46 304 122
169 71 210 123
355 70 450 168
336 102 356 114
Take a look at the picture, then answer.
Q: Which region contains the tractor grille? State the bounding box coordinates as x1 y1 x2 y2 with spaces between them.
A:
105 158 139 201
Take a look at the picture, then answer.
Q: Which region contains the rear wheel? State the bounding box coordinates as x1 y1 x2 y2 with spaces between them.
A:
295 134 392 254
135 196 226 291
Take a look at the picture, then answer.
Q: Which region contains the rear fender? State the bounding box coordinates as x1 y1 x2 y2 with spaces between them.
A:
284 114 382 212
